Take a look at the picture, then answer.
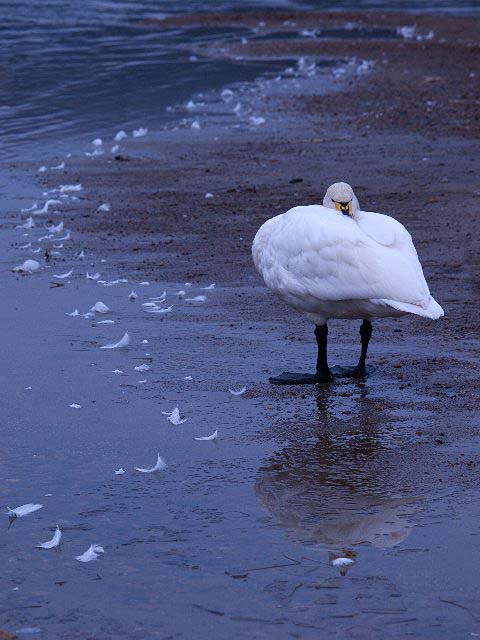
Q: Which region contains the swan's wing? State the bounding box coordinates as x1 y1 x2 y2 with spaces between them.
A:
252 205 436 312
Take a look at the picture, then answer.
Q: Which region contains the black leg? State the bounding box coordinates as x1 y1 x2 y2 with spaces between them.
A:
330 319 372 379
315 323 333 383
269 323 333 385
356 319 372 377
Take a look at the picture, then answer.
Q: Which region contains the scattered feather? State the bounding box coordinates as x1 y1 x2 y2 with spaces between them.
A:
195 429 218 441
185 295 206 302
114 130 127 141
86 271 101 280
114 468 125 475
82 312 95 319
69 403 81 409
145 305 173 314
162 407 187 425
97 203 110 212
77 249 85 259
134 364 150 372
229 387 246 396
91 301 110 314
55 231 71 241
128 291 138 300
111 144 119 153
17 217 35 229
46 221 63 234
142 302 158 308
76 544 104 562
38 166 47 173
133 127 148 138
332 557 354 568
176 290 186 297
66 309 80 316
249 116 266 126
59 184 82 193
135 453 167 473
191 120 200 129
205 192 214 199
137 379 147 384
100 332 130 349
53 243 64 249
184 375 193 380
19 242 32 249
139 281 150 285
185 282 192 286
97 319 114 324
51 161 65 170
92 138 103 147
7 503 43 518
52 268 73 279
112 369 123 374
141 339 149 344
13 260 40 274
36 526 61 549
201 283 215 290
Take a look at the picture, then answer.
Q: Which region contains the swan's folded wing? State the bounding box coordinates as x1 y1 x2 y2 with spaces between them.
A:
253 205 435 312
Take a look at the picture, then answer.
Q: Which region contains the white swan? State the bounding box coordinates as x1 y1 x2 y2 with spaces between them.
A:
252 182 444 383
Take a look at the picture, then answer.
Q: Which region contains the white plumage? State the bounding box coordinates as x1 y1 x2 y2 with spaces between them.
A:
253 193 443 325
252 182 443 383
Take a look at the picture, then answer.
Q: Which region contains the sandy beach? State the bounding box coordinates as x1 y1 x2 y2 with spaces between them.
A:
2 10 480 639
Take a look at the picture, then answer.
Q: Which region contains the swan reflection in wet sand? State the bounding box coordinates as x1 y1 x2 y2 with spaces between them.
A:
255 407 419 575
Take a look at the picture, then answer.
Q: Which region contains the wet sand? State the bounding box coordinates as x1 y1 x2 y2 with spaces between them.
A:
2 11 480 639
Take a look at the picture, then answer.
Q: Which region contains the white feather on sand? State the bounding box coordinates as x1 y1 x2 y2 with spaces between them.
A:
66 309 80 316
114 468 125 475
91 301 110 314
36 526 61 549
52 268 73 279
229 387 246 396
145 305 173 314
47 221 63 234
112 369 123 374
200 283 215 290
134 364 150 372
17 217 35 229
13 260 40 274
111 145 119 153
32 199 62 215
7 504 43 518
97 319 114 324
128 291 138 300
55 232 71 242
100 332 130 349
191 120 200 129
133 127 148 138
185 295 206 302
92 138 102 147
97 203 110 212
20 202 37 213
332 557 354 568
114 130 127 141
195 430 218 441
162 407 187 425
205 193 214 199
184 375 193 380
135 453 167 473
77 249 85 259
69 403 81 409
76 544 104 562
19 242 32 249
86 272 101 280
38 166 47 173
51 161 65 170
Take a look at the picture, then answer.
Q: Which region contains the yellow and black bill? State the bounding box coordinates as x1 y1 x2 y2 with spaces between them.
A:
334 200 353 217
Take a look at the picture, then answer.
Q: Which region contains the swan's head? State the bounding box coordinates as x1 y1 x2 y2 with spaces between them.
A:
323 182 360 218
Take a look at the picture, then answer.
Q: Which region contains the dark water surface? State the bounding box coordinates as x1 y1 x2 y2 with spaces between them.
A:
0 0 478 161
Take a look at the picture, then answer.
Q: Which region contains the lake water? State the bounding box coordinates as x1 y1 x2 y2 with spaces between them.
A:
0 0 477 161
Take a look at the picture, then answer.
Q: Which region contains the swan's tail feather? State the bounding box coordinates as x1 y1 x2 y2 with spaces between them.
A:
377 297 444 320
